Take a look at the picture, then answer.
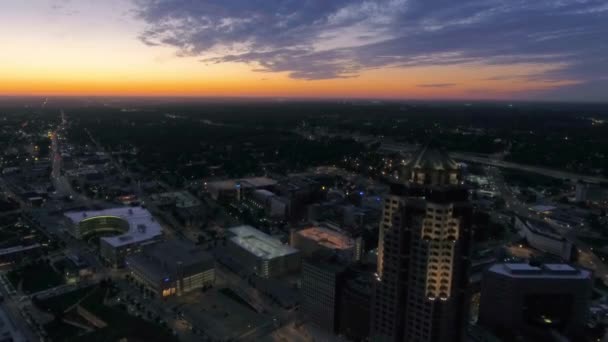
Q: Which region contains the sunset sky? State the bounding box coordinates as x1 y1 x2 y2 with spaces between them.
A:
1 0 606 101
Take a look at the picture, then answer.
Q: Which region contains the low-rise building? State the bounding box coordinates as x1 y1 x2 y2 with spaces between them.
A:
205 177 277 201
226 225 300 278
275 176 322 220
515 216 574 261
0 244 41 267
576 181 608 206
291 225 361 262
58 257 94 284
64 207 163 267
149 191 201 208
126 240 215 297
245 189 288 219
149 191 205 227
479 263 592 341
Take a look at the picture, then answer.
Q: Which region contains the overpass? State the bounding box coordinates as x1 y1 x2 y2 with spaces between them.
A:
450 153 608 184
379 143 608 184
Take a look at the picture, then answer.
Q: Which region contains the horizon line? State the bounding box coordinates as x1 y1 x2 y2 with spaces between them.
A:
0 94 607 105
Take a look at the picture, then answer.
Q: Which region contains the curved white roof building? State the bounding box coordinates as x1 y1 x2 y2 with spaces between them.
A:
64 206 163 247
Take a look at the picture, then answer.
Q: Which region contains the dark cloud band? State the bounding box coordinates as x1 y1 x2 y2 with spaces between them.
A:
135 0 608 101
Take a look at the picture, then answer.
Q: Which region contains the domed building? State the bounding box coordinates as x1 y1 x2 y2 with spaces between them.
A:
399 141 461 186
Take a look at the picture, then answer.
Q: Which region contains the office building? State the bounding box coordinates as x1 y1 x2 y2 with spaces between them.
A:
479 263 592 341
0 244 41 266
301 256 374 338
515 216 574 261
301 256 348 333
64 207 163 267
226 225 300 278
576 181 589 203
149 191 205 227
126 240 215 297
576 181 608 207
291 225 360 262
205 177 277 201
371 143 472 342
245 189 289 220
149 191 201 208
338 266 374 341
274 175 323 220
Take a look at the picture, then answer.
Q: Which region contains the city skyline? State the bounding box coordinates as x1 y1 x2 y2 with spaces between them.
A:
1 0 607 101
0 96 606 341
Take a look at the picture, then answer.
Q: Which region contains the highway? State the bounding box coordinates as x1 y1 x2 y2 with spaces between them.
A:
486 165 608 285
0 110 118 341
0 111 75 341
451 152 608 184
379 142 608 183
50 110 89 205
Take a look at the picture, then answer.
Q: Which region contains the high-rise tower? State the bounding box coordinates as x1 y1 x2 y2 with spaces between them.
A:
370 143 472 342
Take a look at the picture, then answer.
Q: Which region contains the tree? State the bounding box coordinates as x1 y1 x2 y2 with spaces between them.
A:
494 197 506 210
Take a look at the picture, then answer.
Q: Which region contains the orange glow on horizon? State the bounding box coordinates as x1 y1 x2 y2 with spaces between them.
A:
0 1 595 101
0 61 576 99
0 7 576 100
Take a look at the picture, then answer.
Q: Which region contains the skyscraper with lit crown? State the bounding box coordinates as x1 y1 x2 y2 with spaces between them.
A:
370 142 472 342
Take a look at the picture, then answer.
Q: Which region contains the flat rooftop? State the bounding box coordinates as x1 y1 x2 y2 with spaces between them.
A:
149 191 201 208
520 217 564 240
229 225 298 260
179 288 271 340
529 205 557 213
241 177 277 188
126 240 214 281
252 189 275 201
64 206 162 247
489 263 591 279
143 239 213 269
207 177 277 190
297 226 354 250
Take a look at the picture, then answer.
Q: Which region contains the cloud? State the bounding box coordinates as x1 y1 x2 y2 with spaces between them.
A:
417 83 457 88
527 79 608 102
50 0 79 16
135 0 608 100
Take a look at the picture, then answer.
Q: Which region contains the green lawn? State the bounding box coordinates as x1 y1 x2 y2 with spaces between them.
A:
7 261 64 294
0 228 17 242
39 286 177 342
43 318 86 342
35 286 95 314
75 287 177 342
